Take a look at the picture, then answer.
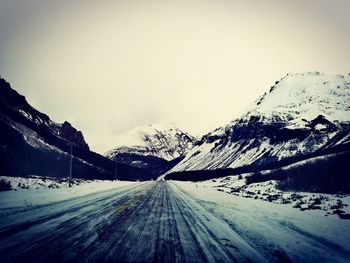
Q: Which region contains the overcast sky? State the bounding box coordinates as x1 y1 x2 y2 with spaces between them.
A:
0 0 349 153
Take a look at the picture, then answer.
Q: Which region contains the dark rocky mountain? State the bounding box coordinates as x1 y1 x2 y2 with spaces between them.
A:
165 72 350 192
0 78 89 150
0 77 152 181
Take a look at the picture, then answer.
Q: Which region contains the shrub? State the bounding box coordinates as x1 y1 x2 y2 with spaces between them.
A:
246 169 287 185
0 179 12 191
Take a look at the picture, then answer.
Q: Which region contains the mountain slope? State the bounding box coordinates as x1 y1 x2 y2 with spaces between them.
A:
0 77 151 181
167 72 350 176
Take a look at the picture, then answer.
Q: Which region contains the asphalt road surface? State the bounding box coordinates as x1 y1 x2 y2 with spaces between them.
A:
0 180 349 263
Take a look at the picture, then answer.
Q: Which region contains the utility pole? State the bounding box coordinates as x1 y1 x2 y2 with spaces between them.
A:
114 161 118 181
69 143 73 187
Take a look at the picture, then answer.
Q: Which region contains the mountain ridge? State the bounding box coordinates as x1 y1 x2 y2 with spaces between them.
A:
0 77 89 150
105 123 196 161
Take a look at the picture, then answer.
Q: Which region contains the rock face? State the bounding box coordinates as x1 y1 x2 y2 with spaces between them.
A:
60 121 89 150
168 72 350 174
0 77 151 180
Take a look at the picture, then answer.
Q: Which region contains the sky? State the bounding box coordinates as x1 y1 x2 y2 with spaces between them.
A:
0 0 349 153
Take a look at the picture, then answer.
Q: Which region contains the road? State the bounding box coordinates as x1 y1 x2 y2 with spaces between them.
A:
0 180 349 263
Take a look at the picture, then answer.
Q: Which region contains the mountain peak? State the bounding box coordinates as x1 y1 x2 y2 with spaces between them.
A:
105 123 196 161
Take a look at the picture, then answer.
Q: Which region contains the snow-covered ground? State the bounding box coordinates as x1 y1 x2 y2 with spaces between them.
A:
0 176 137 209
184 176 350 219
171 180 350 262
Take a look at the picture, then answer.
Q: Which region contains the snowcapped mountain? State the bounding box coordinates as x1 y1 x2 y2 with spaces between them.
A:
106 124 196 161
105 124 196 173
167 72 350 175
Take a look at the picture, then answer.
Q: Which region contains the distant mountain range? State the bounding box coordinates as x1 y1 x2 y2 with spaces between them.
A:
0 77 152 181
165 72 350 192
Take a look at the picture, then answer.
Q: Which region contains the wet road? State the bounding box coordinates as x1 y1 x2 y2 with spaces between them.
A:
0 181 349 263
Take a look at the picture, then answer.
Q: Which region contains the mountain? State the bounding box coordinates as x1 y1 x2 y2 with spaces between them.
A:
0 77 151 181
166 72 350 189
105 124 196 175
106 124 196 161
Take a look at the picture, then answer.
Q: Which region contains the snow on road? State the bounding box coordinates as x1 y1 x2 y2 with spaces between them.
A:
0 180 349 262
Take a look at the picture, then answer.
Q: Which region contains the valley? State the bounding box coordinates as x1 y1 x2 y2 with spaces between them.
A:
1 72 350 262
